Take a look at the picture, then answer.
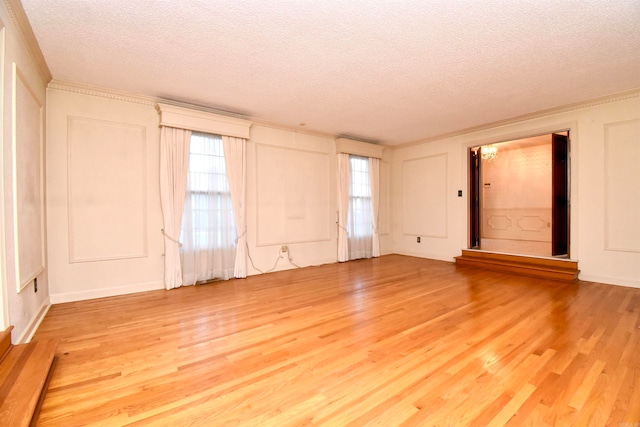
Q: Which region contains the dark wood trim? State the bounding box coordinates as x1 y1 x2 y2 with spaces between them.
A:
552 133 570 256
469 148 481 248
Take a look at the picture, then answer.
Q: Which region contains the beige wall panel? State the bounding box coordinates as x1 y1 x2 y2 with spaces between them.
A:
13 66 45 291
480 142 552 243
402 154 447 238
0 24 7 332
67 117 147 262
246 125 338 273
47 88 162 302
2 1 52 342
482 143 551 210
256 144 330 246
604 119 640 252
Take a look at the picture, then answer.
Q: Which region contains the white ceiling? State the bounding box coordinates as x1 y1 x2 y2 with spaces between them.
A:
21 0 640 145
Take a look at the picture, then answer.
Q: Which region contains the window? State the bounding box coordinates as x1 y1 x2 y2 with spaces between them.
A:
182 132 236 249
348 155 373 259
181 132 236 283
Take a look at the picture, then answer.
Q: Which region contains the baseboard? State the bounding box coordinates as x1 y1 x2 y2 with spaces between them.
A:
393 250 455 263
16 299 51 344
50 281 164 304
578 274 639 289
246 256 339 276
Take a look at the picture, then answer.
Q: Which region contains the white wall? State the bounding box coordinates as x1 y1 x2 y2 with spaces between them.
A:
247 126 337 272
392 141 465 262
482 141 552 242
0 1 51 342
578 98 640 287
46 86 393 302
46 88 164 303
392 93 640 288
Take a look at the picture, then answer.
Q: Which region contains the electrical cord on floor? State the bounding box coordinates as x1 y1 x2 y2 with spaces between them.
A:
246 240 268 274
285 250 302 269
245 241 302 274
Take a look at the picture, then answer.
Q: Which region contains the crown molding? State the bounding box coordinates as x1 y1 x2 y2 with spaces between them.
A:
49 82 638 150
4 0 51 83
47 80 363 143
249 118 337 141
48 80 157 106
398 88 640 149
48 80 258 122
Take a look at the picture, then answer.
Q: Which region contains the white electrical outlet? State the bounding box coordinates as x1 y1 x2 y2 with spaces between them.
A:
281 245 288 253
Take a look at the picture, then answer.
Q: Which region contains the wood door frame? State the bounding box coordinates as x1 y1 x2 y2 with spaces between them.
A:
469 148 481 249
552 133 570 256
468 130 571 258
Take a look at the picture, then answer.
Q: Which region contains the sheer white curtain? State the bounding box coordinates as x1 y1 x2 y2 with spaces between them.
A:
222 135 247 278
348 156 373 260
369 157 380 257
337 153 350 262
181 133 236 285
160 127 191 290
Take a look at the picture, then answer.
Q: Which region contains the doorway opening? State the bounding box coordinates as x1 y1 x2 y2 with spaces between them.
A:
469 131 570 258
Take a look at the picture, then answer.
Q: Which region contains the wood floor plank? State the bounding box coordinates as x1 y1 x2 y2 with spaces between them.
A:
486 382 537 427
31 255 640 426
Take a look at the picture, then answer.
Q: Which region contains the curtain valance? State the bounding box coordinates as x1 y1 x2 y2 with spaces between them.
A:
157 103 252 139
335 137 385 159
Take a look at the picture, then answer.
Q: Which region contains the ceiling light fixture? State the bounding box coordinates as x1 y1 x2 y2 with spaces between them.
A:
481 144 497 161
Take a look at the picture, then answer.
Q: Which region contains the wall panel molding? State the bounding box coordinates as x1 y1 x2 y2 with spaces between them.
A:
12 63 45 291
402 154 448 238
0 24 8 328
482 208 551 242
604 119 640 253
255 144 331 246
67 116 148 262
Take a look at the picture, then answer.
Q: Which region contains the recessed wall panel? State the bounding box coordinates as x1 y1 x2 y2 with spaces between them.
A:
605 119 640 252
402 154 447 238
68 117 147 262
256 144 330 245
13 65 45 291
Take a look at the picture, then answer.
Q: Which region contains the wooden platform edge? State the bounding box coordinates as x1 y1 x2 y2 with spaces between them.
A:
0 326 14 361
0 326 59 427
455 250 579 281
30 355 58 427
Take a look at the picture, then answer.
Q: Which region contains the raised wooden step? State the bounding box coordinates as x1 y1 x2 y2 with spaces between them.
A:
0 326 58 427
455 249 579 281
0 326 12 359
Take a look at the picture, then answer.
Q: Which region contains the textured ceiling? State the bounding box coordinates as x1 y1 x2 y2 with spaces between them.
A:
21 0 640 145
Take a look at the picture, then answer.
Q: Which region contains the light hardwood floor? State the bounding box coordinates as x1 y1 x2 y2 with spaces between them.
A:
33 255 640 426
